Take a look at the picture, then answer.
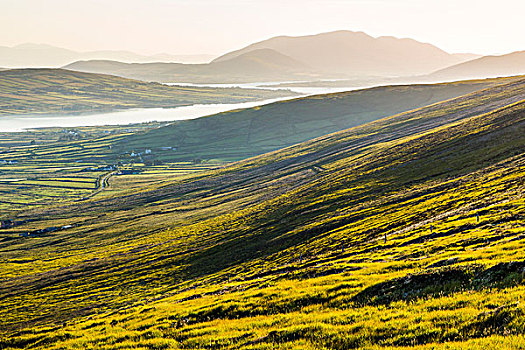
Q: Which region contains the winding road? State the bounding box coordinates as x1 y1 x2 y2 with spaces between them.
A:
77 171 116 201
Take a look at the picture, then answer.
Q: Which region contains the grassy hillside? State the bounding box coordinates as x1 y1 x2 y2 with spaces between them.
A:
0 77 515 213
0 79 504 163
0 77 524 348
113 77 518 162
0 68 296 116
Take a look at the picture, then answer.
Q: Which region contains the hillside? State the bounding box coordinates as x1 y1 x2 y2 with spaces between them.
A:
64 48 322 83
0 78 509 216
213 30 476 77
0 77 524 348
0 78 507 165
111 77 514 162
0 68 296 116
430 50 525 81
0 43 214 67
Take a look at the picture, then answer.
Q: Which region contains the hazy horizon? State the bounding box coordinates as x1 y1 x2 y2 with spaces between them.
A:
2 0 524 57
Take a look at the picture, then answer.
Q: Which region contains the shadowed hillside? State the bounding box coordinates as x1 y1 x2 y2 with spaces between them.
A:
0 77 524 349
113 77 516 162
0 78 512 217
0 77 510 166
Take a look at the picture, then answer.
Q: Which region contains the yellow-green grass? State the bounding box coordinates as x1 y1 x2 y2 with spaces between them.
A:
0 77 524 349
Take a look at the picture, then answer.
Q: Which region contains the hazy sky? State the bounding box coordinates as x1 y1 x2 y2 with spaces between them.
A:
2 0 524 56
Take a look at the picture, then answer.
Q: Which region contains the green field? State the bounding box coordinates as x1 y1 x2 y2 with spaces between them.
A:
0 76 524 348
0 126 226 215
0 121 172 151
0 68 296 116
0 157 221 215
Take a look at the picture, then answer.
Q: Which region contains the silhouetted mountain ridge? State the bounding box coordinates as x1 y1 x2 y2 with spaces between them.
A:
0 43 215 67
64 48 322 83
429 50 525 81
63 30 482 83
213 30 476 76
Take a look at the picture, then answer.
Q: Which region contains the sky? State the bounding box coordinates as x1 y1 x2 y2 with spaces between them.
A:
2 0 524 56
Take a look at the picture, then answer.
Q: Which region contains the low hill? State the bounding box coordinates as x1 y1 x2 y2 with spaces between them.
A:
430 50 525 81
201 48 312 77
64 48 322 83
0 76 524 348
0 77 510 164
0 43 214 67
113 77 513 162
213 30 476 77
0 68 296 116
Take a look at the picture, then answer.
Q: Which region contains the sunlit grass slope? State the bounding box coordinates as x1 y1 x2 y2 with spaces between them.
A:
0 68 295 116
0 78 524 349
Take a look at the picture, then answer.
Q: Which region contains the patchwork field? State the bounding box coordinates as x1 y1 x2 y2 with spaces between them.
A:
0 122 225 215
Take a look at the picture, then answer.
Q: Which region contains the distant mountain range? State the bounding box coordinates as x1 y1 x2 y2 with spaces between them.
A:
213 30 479 77
428 50 525 81
64 48 323 83
6 31 522 84
0 43 215 67
62 31 482 83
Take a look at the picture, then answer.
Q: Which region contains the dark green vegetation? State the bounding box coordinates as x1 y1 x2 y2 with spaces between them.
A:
0 76 524 348
0 68 295 116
